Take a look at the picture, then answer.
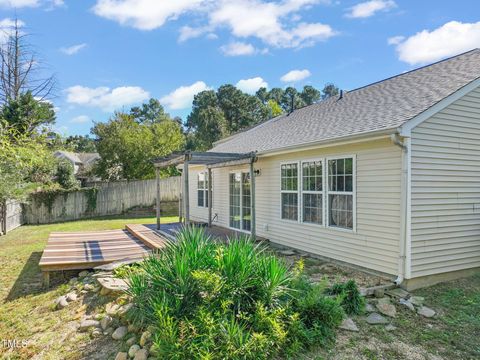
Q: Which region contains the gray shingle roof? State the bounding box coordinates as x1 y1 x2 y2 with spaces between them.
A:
211 49 480 154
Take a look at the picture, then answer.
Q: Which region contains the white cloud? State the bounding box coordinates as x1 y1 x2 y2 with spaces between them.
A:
387 35 404 45
220 41 256 56
60 43 87 55
209 0 336 48
0 0 38 7
70 115 91 124
92 0 337 49
346 0 396 19
0 18 25 44
393 21 480 65
0 0 62 8
236 77 268 94
160 81 210 110
280 69 311 82
66 85 150 112
92 0 206 31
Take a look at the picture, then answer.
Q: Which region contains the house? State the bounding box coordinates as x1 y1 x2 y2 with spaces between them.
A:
154 49 480 290
54 151 100 185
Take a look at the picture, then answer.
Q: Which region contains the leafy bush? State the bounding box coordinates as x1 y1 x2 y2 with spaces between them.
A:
56 159 78 189
325 279 365 315
128 227 345 359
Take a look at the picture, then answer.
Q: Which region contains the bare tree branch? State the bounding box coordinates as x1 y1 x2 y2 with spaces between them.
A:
0 18 57 105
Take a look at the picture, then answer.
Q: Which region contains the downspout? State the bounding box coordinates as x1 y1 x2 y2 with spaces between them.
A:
390 133 408 285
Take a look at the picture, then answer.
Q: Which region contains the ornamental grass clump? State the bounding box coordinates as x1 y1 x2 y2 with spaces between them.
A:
127 227 345 359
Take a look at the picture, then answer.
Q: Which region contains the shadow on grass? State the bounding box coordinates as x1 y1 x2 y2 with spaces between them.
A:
5 251 74 302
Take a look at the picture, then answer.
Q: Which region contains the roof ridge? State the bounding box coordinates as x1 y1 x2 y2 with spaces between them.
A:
350 48 480 93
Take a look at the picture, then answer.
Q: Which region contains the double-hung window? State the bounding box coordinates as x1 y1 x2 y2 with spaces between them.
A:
281 163 298 220
327 157 354 230
302 161 323 225
197 171 209 208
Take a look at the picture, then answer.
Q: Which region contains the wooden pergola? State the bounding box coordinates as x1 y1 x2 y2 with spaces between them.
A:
153 151 258 238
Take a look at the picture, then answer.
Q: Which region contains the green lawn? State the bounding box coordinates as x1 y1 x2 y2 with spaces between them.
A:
0 216 178 360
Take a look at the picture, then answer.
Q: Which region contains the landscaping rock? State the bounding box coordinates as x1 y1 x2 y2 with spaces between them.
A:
55 296 69 310
118 303 133 317
126 336 137 347
128 344 141 358
66 292 78 302
79 320 100 332
339 318 359 332
374 288 385 298
134 349 148 360
140 331 152 346
100 315 113 330
365 303 376 312
377 298 397 317
399 298 415 311
385 324 397 331
96 276 128 295
79 270 90 278
386 288 410 299
84 284 95 292
410 296 425 307
114 352 128 360
106 302 121 316
112 326 128 340
366 312 389 325
91 328 102 337
417 306 435 318
104 327 114 336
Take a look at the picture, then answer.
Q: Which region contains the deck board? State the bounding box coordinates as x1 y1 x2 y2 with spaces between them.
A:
39 229 151 272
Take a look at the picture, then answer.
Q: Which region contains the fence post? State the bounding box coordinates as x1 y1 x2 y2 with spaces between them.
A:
0 200 6 235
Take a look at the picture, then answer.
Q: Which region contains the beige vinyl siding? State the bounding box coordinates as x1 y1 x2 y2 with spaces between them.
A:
410 86 480 277
189 138 402 276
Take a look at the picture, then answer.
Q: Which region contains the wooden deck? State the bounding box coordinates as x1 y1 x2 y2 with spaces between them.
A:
39 228 156 286
125 224 168 249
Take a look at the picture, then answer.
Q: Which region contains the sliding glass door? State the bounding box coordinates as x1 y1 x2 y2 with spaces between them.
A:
229 172 251 232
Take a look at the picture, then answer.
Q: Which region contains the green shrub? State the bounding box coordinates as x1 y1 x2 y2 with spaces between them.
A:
128 227 346 359
325 279 365 315
56 159 78 189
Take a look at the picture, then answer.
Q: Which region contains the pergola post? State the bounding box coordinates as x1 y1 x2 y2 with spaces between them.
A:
208 168 213 227
155 167 161 230
249 159 256 239
184 155 190 226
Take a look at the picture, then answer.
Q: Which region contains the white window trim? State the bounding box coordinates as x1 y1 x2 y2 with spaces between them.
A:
197 171 209 208
300 159 325 227
279 161 300 222
228 170 252 234
325 154 357 233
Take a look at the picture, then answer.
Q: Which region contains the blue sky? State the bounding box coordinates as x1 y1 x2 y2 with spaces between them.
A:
1 0 479 136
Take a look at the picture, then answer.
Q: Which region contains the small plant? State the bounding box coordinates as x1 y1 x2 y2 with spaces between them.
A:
325 279 365 315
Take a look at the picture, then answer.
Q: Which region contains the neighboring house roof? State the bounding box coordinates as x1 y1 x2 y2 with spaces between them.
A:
54 151 100 177
211 49 480 154
54 150 82 164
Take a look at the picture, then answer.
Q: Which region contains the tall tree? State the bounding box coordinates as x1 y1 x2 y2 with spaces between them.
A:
186 90 226 151
255 87 269 104
0 18 56 104
65 135 97 153
0 91 55 135
321 83 340 100
92 108 184 180
300 85 321 105
267 87 284 104
281 87 306 112
129 98 171 124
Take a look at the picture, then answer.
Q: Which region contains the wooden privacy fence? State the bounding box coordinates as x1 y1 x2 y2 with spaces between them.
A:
23 177 180 225
0 200 23 235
